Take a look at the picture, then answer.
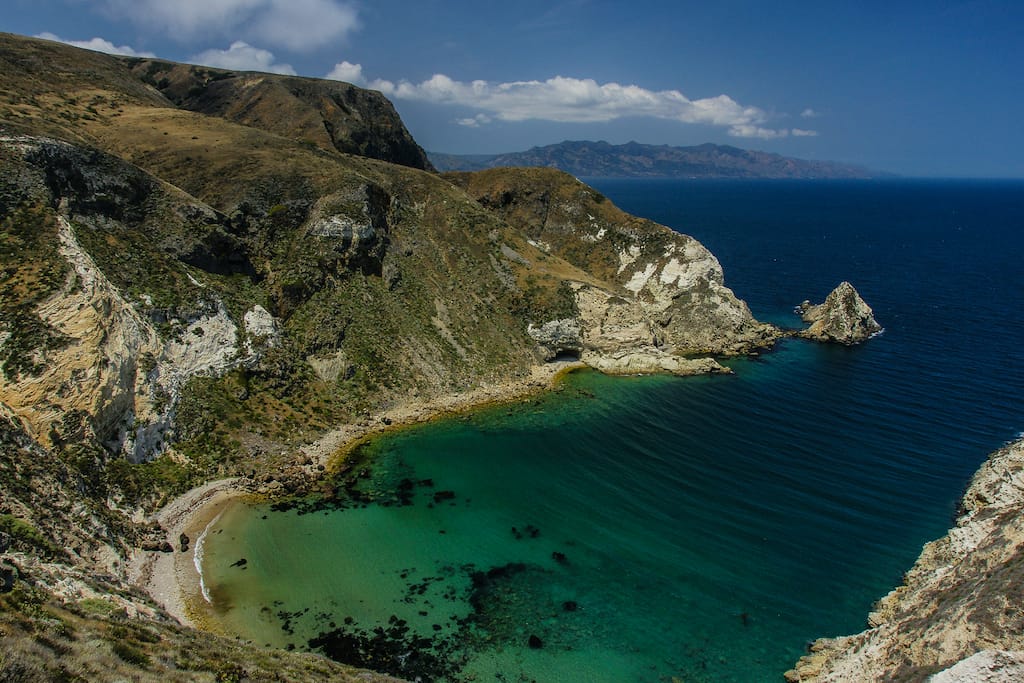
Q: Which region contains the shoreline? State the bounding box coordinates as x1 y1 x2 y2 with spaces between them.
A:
130 360 586 629
785 436 1024 681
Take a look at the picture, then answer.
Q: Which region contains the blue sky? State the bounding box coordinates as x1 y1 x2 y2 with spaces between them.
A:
5 0 1023 177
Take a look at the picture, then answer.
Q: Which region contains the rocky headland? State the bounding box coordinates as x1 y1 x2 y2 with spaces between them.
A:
0 31 783 680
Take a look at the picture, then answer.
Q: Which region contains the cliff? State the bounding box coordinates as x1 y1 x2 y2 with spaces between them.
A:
123 58 435 172
786 437 1024 682
447 167 778 360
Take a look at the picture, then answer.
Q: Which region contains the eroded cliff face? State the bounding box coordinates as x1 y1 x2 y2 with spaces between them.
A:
786 438 1024 682
0 136 281 462
447 167 780 373
536 283 732 375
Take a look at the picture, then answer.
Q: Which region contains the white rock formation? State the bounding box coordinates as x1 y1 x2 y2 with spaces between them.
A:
930 651 1024 683
798 281 882 344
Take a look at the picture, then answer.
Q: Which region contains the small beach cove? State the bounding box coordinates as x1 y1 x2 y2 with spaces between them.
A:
130 361 588 635
134 179 1024 682
183 342 996 682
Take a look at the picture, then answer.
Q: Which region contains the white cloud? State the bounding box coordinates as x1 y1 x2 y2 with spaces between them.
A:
800 108 819 118
728 125 790 140
36 32 155 58
99 0 358 51
456 114 492 128
791 128 819 137
325 60 364 84
190 41 296 75
247 0 359 51
369 73 790 137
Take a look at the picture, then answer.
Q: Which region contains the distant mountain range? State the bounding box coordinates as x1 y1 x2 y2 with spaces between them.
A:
430 140 883 179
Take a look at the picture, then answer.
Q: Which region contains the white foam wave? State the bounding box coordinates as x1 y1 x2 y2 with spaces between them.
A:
193 510 224 604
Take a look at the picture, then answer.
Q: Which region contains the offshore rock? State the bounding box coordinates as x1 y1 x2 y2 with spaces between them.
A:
786 438 1024 682
797 281 882 344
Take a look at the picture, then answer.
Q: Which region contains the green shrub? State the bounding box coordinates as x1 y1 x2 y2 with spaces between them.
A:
0 515 62 558
110 641 150 668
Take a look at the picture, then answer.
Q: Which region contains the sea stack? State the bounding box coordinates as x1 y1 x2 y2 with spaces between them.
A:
797 282 882 344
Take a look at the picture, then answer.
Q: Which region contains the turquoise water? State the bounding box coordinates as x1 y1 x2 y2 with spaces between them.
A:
202 180 1024 682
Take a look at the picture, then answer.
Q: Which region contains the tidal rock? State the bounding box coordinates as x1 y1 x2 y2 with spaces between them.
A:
797 281 882 345
141 540 174 553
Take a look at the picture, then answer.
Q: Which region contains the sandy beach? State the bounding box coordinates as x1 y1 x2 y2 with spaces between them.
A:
131 360 585 628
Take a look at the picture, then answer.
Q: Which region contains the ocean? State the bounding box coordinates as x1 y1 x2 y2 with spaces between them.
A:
199 179 1024 682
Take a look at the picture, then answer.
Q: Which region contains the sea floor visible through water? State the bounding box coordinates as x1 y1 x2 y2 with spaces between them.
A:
200 179 1024 682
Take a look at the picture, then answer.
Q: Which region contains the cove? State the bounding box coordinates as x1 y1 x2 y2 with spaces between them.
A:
200 351 952 682
199 179 1024 681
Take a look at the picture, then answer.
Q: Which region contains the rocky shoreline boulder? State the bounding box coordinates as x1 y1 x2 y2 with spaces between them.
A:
797 281 882 345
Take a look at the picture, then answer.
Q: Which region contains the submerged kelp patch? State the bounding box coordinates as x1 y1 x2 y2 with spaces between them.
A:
302 560 574 682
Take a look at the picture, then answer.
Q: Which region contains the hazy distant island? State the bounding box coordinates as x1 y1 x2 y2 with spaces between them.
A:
429 140 886 179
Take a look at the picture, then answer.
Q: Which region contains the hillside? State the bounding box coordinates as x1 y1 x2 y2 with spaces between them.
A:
0 32 785 681
430 140 880 178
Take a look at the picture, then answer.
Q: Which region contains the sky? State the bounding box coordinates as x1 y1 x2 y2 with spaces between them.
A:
5 0 1023 177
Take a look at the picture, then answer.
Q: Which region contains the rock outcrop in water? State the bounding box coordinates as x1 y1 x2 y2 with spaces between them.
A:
797 281 882 344
786 437 1024 682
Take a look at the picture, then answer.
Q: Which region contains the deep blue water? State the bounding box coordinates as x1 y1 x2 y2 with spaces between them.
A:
203 179 1024 682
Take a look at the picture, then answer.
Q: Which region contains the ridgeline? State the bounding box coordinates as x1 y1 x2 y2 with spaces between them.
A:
430 140 882 178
